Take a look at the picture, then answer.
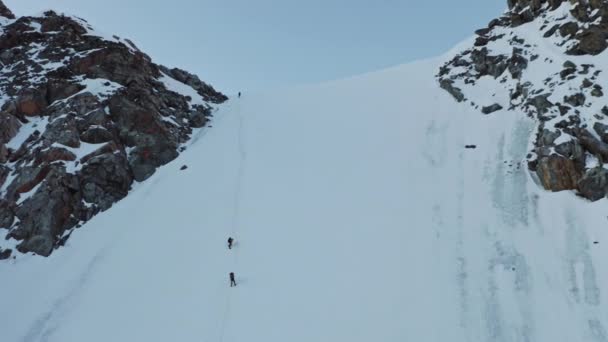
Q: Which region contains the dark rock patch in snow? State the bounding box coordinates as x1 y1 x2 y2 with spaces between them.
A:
482 104 504 115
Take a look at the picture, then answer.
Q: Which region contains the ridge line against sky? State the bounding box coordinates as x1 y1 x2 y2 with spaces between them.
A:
6 0 506 94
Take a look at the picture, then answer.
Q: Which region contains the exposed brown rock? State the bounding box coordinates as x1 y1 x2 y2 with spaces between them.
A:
0 8 226 256
536 155 581 191
15 89 48 116
34 147 77 166
0 1 15 19
0 112 20 144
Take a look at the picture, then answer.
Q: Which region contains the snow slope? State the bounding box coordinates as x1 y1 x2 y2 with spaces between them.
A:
2 54 608 342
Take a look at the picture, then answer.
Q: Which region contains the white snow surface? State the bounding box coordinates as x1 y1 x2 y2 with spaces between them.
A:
2 54 608 342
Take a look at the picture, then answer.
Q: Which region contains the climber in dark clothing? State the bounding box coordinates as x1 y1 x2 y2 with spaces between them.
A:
227 237 234 250
238 92 241 98
230 272 237 287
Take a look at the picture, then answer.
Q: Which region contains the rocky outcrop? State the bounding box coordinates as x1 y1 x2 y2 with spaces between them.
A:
508 0 608 55
159 66 228 104
482 103 503 114
0 0 14 19
438 0 608 202
0 3 227 257
578 167 608 201
536 155 581 191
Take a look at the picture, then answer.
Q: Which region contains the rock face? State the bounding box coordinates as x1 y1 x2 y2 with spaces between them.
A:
437 0 608 202
507 0 608 55
0 0 14 19
0 2 227 257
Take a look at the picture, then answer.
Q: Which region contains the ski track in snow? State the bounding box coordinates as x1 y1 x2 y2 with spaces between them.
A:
222 98 246 342
21 249 107 342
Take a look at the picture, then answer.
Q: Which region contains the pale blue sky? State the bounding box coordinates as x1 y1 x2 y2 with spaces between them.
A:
6 0 505 94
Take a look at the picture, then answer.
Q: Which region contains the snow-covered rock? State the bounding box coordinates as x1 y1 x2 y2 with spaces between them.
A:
438 0 608 201
0 1 226 257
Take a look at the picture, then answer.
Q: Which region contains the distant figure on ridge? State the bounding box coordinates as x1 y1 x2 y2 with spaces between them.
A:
227 237 234 250
230 272 237 287
238 91 241 98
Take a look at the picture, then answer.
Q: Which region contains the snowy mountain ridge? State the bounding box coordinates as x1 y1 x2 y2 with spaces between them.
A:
439 0 608 201
0 1 226 258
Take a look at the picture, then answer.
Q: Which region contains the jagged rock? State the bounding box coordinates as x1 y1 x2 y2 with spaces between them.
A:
471 48 508 78
578 168 608 201
81 153 132 211
591 85 604 97
560 67 577 79
15 89 48 116
46 81 84 104
555 140 585 164
564 93 586 107
569 29 608 55
34 147 77 166
540 129 561 146
544 24 560 37
5 166 50 201
528 94 553 114
129 144 179 182
71 48 158 86
159 66 228 104
17 235 53 256
510 9 535 27
570 3 591 22
42 115 81 148
0 199 14 229
475 27 492 36
582 78 593 88
79 109 108 129
0 112 20 144
11 168 81 256
0 0 14 19
593 122 608 144
560 22 579 37
508 0 543 10
189 108 210 128
0 144 7 163
0 2 226 257
475 36 490 47
108 95 179 181
549 0 566 10
575 128 608 161
439 79 465 102
80 127 114 144
536 155 581 191
508 50 528 79
590 0 604 9
80 142 120 165
563 61 577 69
558 104 571 115
0 248 11 260
482 103 503 114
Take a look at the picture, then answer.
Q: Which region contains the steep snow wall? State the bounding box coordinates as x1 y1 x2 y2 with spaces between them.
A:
1 53 607 341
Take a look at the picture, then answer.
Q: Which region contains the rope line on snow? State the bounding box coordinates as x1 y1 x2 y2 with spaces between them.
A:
219 96 247 342
218 290 231 342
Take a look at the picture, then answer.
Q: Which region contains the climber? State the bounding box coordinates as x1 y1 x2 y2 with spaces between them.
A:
238 91 241 98
230 272 237 287
227 237 234 250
